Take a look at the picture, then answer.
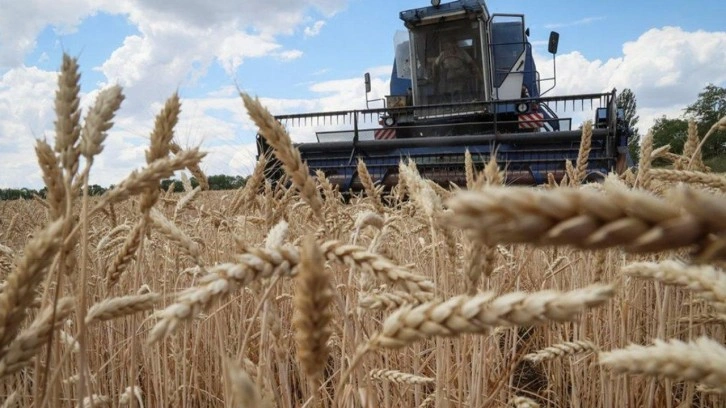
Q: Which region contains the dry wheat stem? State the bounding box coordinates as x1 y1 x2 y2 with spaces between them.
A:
623 260 726 311
369 284 613 349
445 182 723 257
0 297 74 378
148 245 299 343
1 390 19 408
599 336 726 393
369 369 434 385
523 340 598 363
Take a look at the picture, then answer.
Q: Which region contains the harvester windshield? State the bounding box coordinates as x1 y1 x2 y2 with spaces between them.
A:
410 19 485 105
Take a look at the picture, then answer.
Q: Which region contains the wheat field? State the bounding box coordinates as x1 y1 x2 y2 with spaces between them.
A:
1 54 726 407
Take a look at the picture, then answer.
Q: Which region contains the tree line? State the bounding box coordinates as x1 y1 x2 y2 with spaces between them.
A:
618 84 726 170
0 174 248 201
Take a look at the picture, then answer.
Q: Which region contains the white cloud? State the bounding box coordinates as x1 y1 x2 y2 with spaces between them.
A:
304 20 325 37
544 16 606 30
535 27 726 133
0 0 95 67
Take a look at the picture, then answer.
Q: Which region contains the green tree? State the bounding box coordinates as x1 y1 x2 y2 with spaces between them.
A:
616 88 640 163
651 116 688 165
684 84 726 159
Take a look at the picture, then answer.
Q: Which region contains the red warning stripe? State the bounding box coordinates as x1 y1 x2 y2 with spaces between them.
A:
518 112 545 129
374 128 397 140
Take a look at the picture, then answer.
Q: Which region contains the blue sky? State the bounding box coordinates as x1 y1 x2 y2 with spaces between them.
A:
1 0 725 188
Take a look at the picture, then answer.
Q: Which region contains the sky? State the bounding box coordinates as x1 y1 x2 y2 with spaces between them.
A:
1 0 725 189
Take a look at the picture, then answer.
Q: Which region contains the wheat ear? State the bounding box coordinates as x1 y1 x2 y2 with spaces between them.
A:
79 85 124 161
149 209 201 264
148 246 299 343
573 121 593 185
369 284 613 349
85 293 161 324
369 369 434 385
241 93 324 221
445 182 723 257
599 336 726 393
222 356 271 408
511 396 540 408
623 260 726 311
635 130 654 189
0 297 74 378
94 148 206 211
523 340 598 363
293 235 332 406
359 289 434 311
649 169 726 190
35 139 66 219
54 54 82 177
0 220 63 355
358 159 385 214
320 240 434 294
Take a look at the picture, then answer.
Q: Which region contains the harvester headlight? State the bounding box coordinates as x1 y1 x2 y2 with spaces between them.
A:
431 0 441 6
384 116 396 126
516 103 529 114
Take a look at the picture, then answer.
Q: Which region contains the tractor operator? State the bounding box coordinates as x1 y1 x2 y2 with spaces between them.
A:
433 39 481 98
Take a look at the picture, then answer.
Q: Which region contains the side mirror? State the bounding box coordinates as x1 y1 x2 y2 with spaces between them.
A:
548 31 559 54
364 72 371 93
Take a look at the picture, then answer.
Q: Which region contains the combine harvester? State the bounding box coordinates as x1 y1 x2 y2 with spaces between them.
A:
257 0 632 191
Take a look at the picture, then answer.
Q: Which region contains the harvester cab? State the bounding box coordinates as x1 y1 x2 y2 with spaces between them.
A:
258 0 631 191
